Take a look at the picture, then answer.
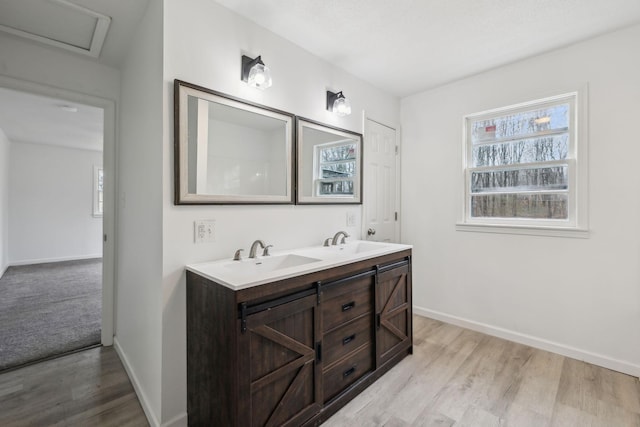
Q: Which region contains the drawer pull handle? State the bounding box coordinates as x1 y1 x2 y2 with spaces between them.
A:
343 367 356 378
342 301 355 312
342 334 356 345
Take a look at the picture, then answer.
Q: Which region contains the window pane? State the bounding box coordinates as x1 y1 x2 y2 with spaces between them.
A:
472 103 569 144
471 166 568 193
319 180 354 195
472 135 568 167
320 143 356 162
320 161 355 178
471 193 568 219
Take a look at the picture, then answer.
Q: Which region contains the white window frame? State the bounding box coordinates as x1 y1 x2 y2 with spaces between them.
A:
457 89 588 238
93 165 104 218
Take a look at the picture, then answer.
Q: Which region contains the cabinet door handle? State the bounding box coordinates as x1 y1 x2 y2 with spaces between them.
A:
342 334 356 345
343 366 356 378
342 301 355 312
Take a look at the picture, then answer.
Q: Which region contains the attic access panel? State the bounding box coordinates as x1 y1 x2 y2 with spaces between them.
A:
0 0 111 58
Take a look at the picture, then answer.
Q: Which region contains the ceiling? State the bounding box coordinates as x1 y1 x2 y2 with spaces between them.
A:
0 87 103 151
214 0 640 97
55 0 148 67
1 0 639 148
0 0 149 68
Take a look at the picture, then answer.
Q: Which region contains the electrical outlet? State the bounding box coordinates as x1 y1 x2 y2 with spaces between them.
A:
194 219 216 244
346 212 356 227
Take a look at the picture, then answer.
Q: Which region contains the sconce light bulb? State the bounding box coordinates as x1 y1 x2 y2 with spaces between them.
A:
247 63 272 90
333 95 352 117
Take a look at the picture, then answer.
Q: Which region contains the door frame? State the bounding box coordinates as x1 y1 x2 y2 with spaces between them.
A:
361 113 401 243
0 75 117 345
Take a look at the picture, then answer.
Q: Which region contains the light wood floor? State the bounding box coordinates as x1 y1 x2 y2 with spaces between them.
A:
1 316 638 426
325 316 640 427
0 346 148 426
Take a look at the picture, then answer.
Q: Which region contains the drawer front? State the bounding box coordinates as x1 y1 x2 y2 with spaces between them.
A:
323 343 373 403
322 314 373 367
322 276 373 332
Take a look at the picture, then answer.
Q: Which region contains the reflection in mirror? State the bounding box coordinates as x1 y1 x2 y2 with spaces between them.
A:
175 80 294 204
297 118 362 204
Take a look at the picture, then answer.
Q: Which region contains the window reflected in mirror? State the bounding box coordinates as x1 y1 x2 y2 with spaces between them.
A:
316 141 357 196
297 118 362 204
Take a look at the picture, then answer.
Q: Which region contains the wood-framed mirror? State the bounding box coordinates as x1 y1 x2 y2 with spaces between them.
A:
296 117 363 204
174 80 295 204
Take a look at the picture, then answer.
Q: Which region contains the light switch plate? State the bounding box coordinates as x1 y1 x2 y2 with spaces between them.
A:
194 219 216 244
346 212 356 227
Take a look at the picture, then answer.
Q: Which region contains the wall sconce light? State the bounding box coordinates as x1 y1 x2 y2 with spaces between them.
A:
241 55 272 90
326 90 352 116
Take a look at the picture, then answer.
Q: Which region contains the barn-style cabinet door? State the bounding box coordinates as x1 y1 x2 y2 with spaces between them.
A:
237 293 321 427
375 260 412 367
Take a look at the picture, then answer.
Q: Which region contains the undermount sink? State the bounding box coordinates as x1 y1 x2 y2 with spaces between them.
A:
225 254 321 274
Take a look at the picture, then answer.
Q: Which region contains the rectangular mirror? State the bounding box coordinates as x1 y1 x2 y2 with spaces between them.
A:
174 80 295 204
296 118 363 204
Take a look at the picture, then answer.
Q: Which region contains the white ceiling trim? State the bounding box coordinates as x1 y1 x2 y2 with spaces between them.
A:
0 0 111 58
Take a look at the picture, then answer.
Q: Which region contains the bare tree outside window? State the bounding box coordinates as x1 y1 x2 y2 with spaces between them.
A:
461 92 585 232
315 142 356 196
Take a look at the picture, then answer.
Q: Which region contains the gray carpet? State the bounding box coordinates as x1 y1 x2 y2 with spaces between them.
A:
0 258 102 371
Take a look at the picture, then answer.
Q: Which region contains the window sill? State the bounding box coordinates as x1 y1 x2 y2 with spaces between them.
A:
455 222 589 238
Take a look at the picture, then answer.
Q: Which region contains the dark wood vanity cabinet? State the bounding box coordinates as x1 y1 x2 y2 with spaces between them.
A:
187 249 412 427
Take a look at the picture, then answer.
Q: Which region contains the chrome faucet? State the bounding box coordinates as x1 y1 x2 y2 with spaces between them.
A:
249 240 267 258
331 231 350 245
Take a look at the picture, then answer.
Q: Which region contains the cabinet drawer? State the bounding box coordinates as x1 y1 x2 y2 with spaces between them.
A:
323 343 373 403
322 276 373 332
322 314 373 367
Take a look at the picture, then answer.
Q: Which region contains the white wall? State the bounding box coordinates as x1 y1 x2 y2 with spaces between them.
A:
115 0 164 425
0 34 119 101
401 24 640 376
8 142 102 264
160 0 400 424
0 129 9 276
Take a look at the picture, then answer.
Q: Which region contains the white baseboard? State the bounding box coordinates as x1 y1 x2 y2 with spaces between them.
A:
161 412 188 427
414 306 640 378
9 253 102 266
113 337 161 427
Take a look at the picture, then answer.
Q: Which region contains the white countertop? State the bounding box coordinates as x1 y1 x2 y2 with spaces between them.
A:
186 240 412 290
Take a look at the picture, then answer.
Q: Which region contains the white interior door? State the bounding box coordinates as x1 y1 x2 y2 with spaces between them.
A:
363 119 398 243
